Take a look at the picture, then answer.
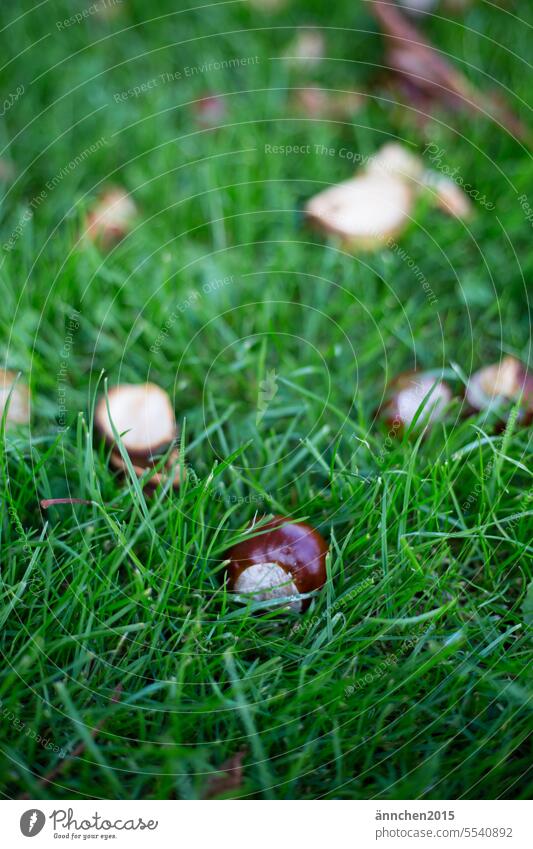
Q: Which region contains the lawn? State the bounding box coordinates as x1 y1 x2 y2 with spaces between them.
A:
0 0 531 800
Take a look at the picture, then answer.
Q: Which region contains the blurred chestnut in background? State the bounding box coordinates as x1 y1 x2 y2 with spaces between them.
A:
305 142 471 252
306 143 422 251
224 515 328 612
306 170 414 251
95 382 183 489
83 187 137 249
421 170 472 219
0 369 30 428
195 94 227 128
381 370 452 430
465 356 533 425
284 29 325 70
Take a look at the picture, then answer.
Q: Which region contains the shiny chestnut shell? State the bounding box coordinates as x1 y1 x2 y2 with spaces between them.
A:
224 516 328 611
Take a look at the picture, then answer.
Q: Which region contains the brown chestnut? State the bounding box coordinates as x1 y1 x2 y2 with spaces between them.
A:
465 356 533 424
223 516 328 612
380 370 452 430
95 382 182 488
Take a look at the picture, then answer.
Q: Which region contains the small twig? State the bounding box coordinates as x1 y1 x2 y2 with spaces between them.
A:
40 498 94 509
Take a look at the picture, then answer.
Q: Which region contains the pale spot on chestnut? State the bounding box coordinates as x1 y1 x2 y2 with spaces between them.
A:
234 562 301 611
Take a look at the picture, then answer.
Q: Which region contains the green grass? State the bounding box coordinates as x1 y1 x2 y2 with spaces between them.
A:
0 0 531 799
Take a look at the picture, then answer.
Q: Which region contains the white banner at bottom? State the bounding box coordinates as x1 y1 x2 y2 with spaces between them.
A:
1 800 530 848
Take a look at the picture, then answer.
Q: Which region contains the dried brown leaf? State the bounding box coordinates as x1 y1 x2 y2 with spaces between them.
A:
370 0 531 143
203 749 247 799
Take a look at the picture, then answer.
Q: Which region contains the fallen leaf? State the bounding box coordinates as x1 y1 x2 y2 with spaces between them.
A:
203 749 247 799
370 0 531 143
